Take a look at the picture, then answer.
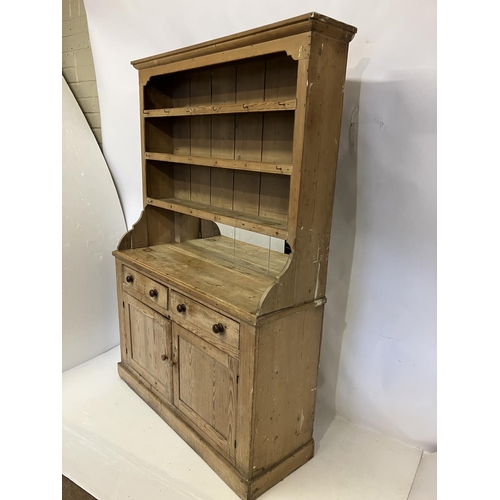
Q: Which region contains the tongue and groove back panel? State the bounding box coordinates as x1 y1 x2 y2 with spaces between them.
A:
143 54 296 233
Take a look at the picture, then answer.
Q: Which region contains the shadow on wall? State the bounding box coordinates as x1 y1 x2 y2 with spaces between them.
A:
315 60 437 451
314 58 370 447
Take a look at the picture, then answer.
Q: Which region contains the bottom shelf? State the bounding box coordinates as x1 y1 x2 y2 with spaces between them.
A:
146 196 288 239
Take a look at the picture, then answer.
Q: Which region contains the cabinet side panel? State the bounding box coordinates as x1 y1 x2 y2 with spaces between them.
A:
251 303 324 475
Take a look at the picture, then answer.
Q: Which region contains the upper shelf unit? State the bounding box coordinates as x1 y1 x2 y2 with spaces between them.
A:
141 53 298 239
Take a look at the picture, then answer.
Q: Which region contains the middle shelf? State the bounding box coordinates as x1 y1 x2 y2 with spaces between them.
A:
145 152 292 175
144 111 295 167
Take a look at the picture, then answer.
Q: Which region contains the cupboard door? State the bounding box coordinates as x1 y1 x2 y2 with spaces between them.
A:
172 322 238 461
123 293 172 402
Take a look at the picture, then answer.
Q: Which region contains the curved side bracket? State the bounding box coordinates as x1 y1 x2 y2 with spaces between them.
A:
116 205 176 251
285 40 310 61
117 209 147 250
256 253 297 316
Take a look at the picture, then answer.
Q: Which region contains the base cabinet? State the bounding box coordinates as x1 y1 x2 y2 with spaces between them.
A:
115 260 324 499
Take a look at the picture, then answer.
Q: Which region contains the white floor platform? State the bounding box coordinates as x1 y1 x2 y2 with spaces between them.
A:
63 347 427 500
408 452 437 500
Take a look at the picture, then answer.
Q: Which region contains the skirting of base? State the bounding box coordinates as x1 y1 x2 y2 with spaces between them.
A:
117 362 315 500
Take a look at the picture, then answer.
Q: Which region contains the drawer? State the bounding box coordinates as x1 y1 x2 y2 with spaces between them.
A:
122 265 168 310
170 290 239 350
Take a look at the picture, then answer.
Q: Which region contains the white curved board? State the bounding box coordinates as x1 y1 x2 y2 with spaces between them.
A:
62 76 127 372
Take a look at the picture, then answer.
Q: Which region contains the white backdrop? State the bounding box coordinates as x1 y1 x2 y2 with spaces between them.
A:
84 0 436 452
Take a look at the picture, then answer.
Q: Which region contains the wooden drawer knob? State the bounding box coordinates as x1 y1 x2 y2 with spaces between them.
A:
125 275 134 283
212 323 224 334
149 289 158 298
161 354 167 361
177 303 186 313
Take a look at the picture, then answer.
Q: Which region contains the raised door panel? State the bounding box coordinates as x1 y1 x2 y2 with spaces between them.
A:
124 293 173 402
172 322 238 462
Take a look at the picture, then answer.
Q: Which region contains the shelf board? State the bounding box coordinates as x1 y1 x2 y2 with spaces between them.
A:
146 196 288 239
145 152 292 175
143 99 296 117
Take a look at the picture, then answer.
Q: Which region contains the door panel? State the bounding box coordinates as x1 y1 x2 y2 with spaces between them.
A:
172 322 238 461
124 293 172 402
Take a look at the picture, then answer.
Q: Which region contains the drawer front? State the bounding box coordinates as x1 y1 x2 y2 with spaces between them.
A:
122 265 168 310
170 290 240 351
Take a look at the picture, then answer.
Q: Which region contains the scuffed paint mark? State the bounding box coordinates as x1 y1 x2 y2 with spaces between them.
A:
314 262 321 298
299 410 305 431
313 247 320 264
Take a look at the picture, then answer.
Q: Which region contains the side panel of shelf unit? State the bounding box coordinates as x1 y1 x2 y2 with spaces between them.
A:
259 33 351 313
